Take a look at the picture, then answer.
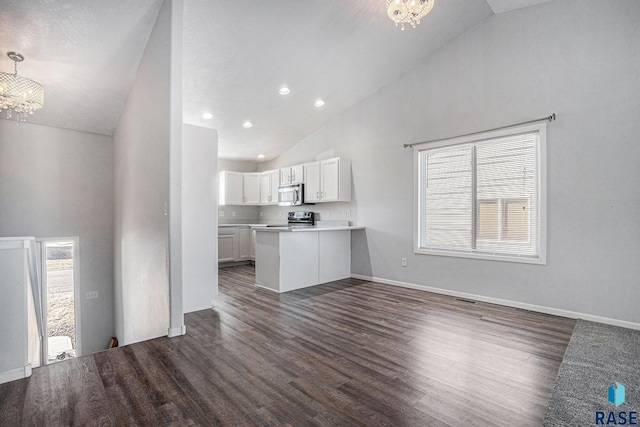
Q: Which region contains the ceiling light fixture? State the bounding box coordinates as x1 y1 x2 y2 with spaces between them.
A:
202 112 213 120
314 99 325 107
243 120 253 128
386 0 435 31
279 86 290 95
257 154 266 159
0 52 44 122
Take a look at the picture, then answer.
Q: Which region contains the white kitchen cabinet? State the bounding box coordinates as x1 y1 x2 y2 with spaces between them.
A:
219 226 257 263
280 164 304 185
219 171 243 205
243 173 261 205
218 234 235 262
250 229 256 259
238 228 253 260
304 161 321 202
303 157 351 203
260 170 280 205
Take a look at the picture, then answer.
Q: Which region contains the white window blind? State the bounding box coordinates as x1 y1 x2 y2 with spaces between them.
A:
415 124 546 264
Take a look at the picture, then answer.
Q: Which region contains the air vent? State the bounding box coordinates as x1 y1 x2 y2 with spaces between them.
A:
454 298 478 305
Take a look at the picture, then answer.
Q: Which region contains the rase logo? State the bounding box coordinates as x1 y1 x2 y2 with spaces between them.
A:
610 382 626 407
595 382 638 425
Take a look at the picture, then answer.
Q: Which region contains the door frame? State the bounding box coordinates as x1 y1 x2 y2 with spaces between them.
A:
37 236 82 361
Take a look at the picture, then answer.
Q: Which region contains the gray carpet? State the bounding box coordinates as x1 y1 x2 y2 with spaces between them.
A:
543 319 640 426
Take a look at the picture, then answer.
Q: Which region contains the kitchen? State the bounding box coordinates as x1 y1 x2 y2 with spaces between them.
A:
218 156 364 292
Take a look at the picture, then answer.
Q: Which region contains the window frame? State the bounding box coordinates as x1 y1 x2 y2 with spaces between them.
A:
413 122 547 265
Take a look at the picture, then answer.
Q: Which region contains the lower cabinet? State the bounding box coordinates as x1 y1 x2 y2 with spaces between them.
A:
218 227 257 263
238 228 253 260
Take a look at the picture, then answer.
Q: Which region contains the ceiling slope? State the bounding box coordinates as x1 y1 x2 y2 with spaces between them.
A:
183 0 494 160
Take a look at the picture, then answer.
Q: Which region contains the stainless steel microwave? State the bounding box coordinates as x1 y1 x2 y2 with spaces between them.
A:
278 183 304 206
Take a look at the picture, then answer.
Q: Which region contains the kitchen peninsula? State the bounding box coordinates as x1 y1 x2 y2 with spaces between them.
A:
255 225 364 293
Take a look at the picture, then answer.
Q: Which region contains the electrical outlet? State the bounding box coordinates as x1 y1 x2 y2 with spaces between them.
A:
326 210 331 217
219 211 225 217
343 210 347 216
401 258 407 267
346 209 351 217
232 211 236 217
86 291 99 300
260 212 263 218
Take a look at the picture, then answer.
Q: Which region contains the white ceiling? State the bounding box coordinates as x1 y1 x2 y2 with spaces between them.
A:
0 0 163 136
1 0 554 161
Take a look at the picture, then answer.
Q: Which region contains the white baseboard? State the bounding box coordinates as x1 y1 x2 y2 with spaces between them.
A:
254 283 280 293
167 325 187 338
351 274 640 331
0 364 32 385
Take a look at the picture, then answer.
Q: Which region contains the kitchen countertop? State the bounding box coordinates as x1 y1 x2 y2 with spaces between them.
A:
218 224 272 228
254 225 364 233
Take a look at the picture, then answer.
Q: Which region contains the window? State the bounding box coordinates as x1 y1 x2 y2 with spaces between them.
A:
414 123 546 264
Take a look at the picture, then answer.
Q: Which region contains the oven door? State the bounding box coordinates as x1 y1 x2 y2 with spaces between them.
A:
278 184 303 206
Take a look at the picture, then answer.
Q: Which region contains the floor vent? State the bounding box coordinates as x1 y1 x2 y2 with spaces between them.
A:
454 298 478 305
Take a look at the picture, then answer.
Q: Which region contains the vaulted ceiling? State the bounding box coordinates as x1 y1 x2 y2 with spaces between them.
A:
0 0 553 160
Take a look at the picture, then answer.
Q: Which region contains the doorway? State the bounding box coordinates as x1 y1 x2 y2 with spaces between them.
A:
38 238 81 364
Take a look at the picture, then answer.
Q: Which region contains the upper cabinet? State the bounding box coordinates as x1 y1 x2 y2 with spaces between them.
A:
219 171 243 205
260 170 280 205
220 158 351 205
280 164 304 185
304 157 351 203
243 173 261 205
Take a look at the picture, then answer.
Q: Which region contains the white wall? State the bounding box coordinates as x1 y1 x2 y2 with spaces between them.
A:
183 124 218 313
0 122 114 354
113 0 175 345
262 0 640 325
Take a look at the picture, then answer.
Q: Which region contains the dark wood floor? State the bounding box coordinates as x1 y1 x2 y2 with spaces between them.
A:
0 265 576 426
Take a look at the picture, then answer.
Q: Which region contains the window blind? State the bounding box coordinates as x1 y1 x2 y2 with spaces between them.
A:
418 131 541 260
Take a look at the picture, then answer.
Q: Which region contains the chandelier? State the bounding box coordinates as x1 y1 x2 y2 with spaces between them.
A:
386 0 435 30
0 52 44 122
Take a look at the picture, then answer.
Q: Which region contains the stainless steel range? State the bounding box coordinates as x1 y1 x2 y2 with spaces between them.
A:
287 211 315 227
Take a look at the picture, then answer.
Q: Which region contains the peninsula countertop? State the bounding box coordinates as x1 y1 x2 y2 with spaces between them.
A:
255 225 364 233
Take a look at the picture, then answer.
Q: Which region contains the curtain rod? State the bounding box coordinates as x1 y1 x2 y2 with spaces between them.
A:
403 113 556 149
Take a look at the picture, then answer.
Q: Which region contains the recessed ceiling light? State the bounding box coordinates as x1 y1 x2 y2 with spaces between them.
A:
202 112 213 120
314 99 325 107
243 120 253 128
279 86 290 95
257 154 266 159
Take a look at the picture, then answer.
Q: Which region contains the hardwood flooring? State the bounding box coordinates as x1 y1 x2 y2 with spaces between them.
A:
0 265 576 426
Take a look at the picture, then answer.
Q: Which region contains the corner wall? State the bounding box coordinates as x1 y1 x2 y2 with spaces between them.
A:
261 1 640 325
183 124 218 313
113 0 181 345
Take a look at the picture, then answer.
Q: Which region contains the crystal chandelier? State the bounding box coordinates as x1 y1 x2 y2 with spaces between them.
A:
386 0 435 30
0 52 44 122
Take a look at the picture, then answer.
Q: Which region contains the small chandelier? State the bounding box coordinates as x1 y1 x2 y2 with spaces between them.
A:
387 0 435 31
0 52 45 122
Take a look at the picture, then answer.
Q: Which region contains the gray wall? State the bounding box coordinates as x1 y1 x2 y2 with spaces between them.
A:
113 0 173 345
0 122 114 354
261 0 640 324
